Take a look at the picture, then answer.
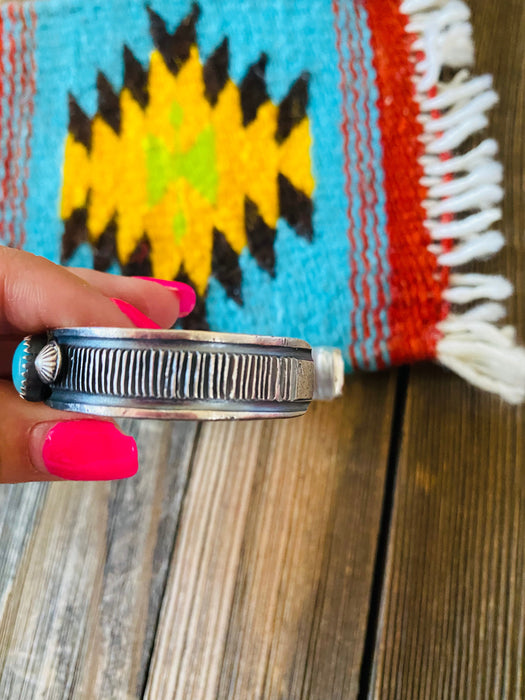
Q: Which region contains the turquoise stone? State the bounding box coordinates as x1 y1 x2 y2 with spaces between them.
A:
12 341 29 395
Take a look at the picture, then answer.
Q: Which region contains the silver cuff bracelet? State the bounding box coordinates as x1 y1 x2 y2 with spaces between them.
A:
13 328 343 420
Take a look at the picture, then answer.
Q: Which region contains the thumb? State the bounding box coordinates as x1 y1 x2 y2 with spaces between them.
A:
0 381 138 483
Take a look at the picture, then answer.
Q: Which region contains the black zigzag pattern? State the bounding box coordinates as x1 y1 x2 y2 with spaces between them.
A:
61 4 314 330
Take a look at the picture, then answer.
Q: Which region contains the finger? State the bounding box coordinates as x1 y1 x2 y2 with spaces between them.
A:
0 337 19 377
70 269 196 318
0 248 182 334
0 381 138 483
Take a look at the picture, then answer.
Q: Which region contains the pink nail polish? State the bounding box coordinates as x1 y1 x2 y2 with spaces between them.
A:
111 297 161 328
39 420 138 481
135 277 197 317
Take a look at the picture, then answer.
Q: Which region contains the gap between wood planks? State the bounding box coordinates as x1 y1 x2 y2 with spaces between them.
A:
358 366 410 700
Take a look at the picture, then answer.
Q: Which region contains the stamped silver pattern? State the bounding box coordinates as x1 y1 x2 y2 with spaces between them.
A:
53 344 306 403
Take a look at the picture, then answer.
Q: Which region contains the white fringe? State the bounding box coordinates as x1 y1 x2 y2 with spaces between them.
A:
400 0 525 403
439 317 525 404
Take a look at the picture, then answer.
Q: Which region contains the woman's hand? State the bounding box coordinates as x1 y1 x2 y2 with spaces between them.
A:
0 248 196 483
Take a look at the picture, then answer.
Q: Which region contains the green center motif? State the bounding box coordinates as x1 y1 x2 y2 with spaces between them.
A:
145 100 218 215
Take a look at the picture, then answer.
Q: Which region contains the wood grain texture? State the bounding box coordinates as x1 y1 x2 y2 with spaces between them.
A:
145 374 396 700
370 0 525 697
0 420 197 699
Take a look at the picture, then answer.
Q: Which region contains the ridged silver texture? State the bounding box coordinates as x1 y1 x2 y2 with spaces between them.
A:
52 345 310 404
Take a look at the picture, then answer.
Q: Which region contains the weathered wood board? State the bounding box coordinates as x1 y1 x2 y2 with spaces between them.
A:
146 375 396 700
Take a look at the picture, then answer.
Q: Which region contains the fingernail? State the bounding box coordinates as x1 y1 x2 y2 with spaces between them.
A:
135 277 197 317
111 297 161 328
32 420 138 480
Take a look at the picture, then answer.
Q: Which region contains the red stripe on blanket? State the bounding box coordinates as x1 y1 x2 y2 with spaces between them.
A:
19 5 37 249
345 3 373 362
4 5 17 247
333 0 363 368
354 1 388 368
363 0 448 364
0 5 37 249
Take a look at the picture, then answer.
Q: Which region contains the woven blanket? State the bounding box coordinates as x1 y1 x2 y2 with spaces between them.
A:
1 0 524 402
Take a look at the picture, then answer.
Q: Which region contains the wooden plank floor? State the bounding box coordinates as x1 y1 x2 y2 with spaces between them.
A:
0 0 523 698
